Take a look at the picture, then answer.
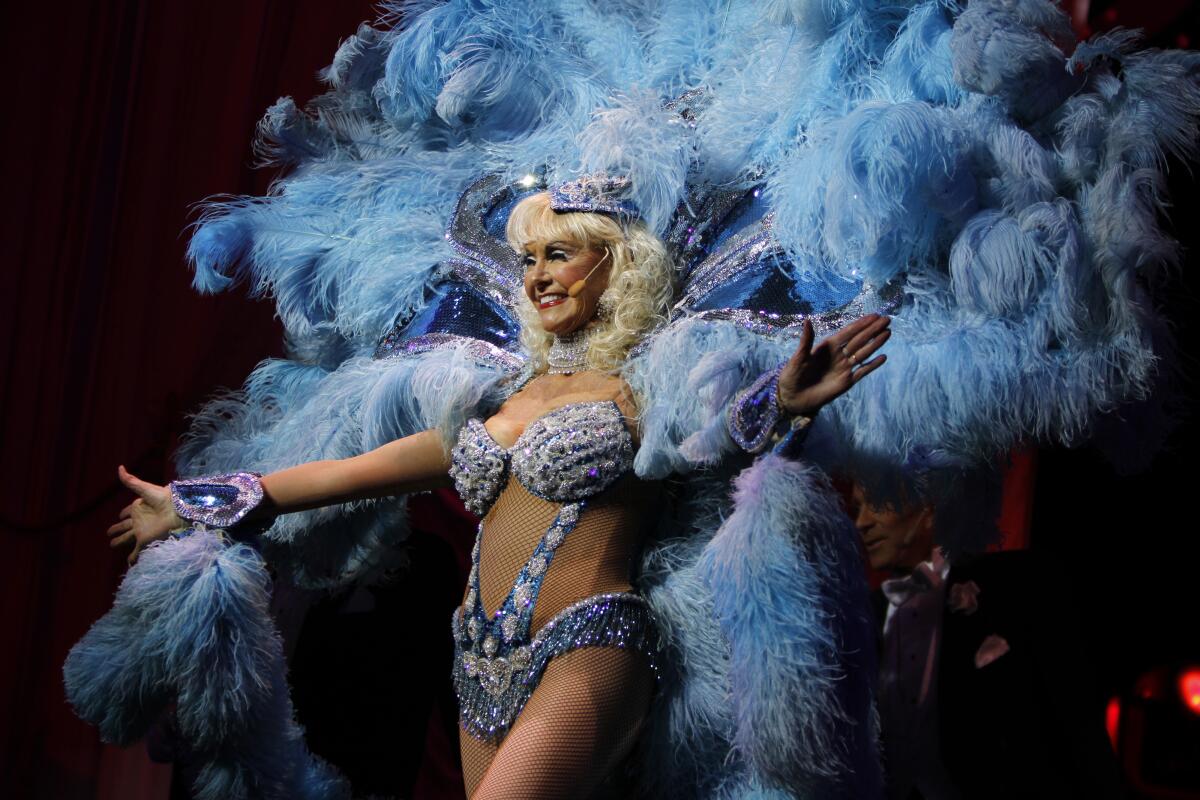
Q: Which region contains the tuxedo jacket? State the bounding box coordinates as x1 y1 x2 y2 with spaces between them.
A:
872 550 1125 800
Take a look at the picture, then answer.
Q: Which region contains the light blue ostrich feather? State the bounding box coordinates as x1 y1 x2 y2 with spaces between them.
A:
377 0 612 141
636 512 737 797
795 101 978 284
879 1 964 106
949 199 1099 341
552 0 648 89
65 532 349 800
697 1 916 182
625 318 794 478
977 117 1059 211
576 89 694 234
188 150 477 341
950 0 1082 123
693 22 816 183
698 453 879 796
761 0 844 38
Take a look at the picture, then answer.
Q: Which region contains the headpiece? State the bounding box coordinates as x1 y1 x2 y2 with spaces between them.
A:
548 173 639 220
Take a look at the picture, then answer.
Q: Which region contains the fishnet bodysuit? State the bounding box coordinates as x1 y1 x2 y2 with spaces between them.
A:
457 448 660 798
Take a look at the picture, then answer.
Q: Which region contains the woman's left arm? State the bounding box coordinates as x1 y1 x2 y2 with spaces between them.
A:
727 314 890 455
777 313 890 417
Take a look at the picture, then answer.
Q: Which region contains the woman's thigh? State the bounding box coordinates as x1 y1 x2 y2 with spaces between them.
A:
463 646 655 799
460 727 499 797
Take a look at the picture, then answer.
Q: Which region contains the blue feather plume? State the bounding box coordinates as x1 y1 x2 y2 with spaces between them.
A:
65 532 349 799
698 454 879 795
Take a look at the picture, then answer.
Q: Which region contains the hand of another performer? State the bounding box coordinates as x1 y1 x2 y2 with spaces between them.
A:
106 465 185 565
777 314 890 418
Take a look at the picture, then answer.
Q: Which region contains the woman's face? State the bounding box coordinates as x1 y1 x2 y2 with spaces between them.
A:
522 237 612 336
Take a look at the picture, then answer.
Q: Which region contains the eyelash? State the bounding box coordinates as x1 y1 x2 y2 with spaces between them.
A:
523 250 571 267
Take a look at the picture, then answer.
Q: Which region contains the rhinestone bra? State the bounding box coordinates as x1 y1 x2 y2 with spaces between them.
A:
448 400 636 517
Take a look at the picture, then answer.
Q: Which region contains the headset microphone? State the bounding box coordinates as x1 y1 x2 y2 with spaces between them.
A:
567 248 611 298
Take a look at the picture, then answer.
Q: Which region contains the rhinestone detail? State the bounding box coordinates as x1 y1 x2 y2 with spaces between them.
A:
449 401 634 517
728 364 785 454
548 172 638 219
169 472 264 528
509 403 634 503
546 329 590 374
374 331 525 371
449 399 652 743
449 420 510 516
454 500 587 737
452 592 659 743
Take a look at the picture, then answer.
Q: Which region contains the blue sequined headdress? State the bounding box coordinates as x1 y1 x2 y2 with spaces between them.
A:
548 173 639 220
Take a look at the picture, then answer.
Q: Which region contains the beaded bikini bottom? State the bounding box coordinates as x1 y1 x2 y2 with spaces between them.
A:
451 502 660 743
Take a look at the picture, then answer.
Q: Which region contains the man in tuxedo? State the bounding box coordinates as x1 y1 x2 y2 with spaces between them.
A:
852 484 1124 799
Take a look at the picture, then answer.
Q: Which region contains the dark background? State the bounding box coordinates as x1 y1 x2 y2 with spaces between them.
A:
1 2 1196 798
0 3 376 797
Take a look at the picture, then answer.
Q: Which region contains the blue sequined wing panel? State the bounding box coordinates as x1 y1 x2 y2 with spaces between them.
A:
669 187 900 337
374 174 546 366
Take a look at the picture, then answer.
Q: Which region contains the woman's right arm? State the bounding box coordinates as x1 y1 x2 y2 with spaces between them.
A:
260 428 452 512
109 429 453 563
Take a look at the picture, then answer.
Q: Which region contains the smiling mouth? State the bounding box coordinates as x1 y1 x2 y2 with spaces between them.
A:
538 293 567 309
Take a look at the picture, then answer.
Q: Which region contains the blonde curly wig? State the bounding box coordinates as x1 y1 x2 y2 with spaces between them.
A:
506 192 675 373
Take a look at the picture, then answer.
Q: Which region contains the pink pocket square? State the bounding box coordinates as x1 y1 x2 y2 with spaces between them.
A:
974 634 1010 669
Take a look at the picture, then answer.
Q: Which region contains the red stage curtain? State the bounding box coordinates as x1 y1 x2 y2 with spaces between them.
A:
0 3 374 797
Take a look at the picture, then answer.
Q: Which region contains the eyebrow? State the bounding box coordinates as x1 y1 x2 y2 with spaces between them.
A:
522 241 577 253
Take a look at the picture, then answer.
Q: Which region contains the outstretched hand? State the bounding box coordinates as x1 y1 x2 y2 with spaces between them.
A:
777 314 890 418
106 465 183 565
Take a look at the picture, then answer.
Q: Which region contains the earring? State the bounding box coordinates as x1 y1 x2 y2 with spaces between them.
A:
597 288 618 320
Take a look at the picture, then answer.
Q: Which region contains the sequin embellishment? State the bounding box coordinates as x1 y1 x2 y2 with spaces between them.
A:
449 420 510 516
448 401 635 517
548 173 639 219
510 403 634 502
453 591 659 742
727 364 785 454
448 400 656 743
169 472 264 528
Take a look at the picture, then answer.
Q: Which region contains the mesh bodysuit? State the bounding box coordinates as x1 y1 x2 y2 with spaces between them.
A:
448 400 661 798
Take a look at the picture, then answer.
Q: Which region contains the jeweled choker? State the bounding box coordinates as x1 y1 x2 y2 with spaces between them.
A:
546 330 590 374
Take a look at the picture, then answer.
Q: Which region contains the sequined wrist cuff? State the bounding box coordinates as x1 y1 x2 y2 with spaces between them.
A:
728 364 785 454
169 472 264 528
773 413 815 459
